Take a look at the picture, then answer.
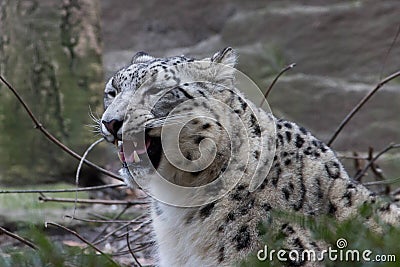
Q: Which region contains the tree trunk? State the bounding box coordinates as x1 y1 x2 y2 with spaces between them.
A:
0 0 104 185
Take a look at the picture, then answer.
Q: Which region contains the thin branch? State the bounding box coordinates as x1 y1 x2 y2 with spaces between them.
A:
367 146 386 182
355 143 400 181
45 222 119 267
64 215 142 224
116 228 151 241
0 75 123 182
38 194 149 205
0 226 38 250
379 24 400 80
113 241 154 256
391 187 400 197
132 219 152 232
113 230 153 257
92 204 132 243
0 183 125 194
353 151 363 181
260 63 296 107
363 177 400 186
92 214 148 246
337 154 368 160
327 70 400 146
88 213 113 220
72 138 105 218
75 138 104 186
128 241 154 253
126 232 143 267
114 220 152 241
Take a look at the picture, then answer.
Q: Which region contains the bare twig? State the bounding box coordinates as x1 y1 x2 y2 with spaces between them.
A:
0 183 125 194
379 24 400 80
129 241 154 252
337 154 368 160
391 187 400 197
260 63 296 107
113 241 154 256
0 75 123 182
92 214 148 246
75 138 104 186
327 70 400 146
92 204 132 242
353 151 363 181
0 226 38 250
72 138 105 218
45 222 119 266
115 221 152 241
363 177 400 186
132 219 152 232
38 194 149 205
116 229 151 242
88 212 114 220
355 143 400 181
367 147 386 182
64 215 142 224
126 232 143 267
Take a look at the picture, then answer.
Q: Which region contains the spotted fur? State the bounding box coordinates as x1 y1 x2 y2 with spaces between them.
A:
100 48 400 266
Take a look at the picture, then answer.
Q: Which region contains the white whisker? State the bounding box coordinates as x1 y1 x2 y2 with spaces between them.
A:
145 113 195 128
88 105 102 124
88 106 103 136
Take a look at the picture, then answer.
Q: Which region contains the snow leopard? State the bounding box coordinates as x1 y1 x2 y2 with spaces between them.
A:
100 47 400 266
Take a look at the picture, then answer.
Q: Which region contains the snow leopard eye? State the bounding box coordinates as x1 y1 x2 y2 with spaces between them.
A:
107 90 116 98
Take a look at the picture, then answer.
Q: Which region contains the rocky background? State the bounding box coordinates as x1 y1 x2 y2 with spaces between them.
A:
101 0 400 179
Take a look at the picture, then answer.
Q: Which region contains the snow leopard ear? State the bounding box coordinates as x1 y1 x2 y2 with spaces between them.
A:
211 47 237 67
131 51 155 64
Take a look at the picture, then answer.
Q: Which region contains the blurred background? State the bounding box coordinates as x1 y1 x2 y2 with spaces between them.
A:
0 0 399 263
102 0 400 154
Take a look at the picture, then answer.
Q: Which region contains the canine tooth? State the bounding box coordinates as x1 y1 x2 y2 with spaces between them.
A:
118 141 123 147
118 151 125 163
133 141 138 147
133 150 140 163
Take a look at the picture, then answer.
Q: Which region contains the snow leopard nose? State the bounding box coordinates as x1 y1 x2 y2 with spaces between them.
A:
102 119 123 140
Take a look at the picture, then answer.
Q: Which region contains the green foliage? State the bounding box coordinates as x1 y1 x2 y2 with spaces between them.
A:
0 228 119 267
240 204 400 267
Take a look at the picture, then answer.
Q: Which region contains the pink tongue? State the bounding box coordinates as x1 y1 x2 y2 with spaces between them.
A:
119 138 151 163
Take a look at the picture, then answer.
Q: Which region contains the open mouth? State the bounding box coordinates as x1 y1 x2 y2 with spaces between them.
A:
116 130 162 170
